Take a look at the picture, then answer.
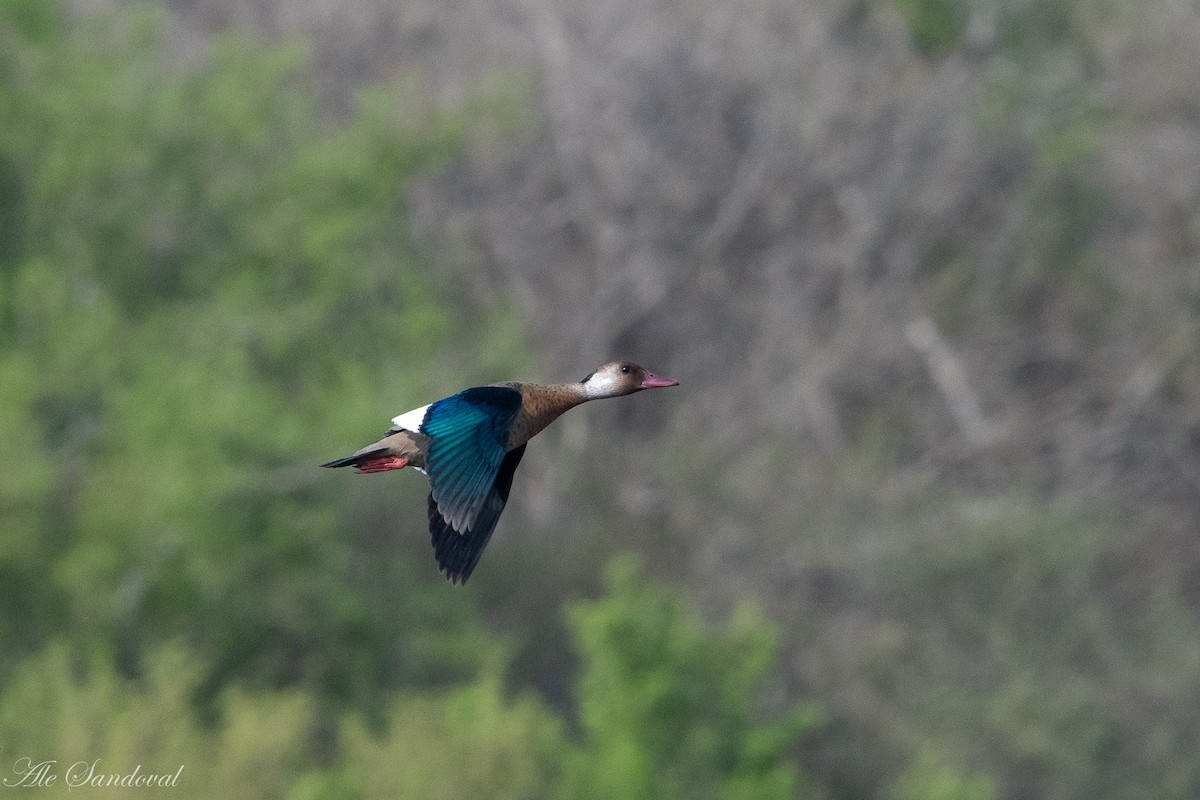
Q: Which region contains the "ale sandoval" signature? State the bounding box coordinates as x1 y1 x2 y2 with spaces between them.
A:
3 758 184 789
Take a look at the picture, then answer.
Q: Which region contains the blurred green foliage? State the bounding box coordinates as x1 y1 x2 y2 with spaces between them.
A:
888 751 995 800
0 8 827 796
0 0 496 710
892 0 969 54
0 559 813 800
562 557 816 800
916 0 1117 338
8 0 1190 798
0 643 564 799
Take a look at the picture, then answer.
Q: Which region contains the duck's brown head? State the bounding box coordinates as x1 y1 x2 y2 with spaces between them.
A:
581 361 679 399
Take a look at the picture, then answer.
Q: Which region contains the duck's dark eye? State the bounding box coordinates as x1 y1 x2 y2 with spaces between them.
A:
581 372 594 383
620 365 631 374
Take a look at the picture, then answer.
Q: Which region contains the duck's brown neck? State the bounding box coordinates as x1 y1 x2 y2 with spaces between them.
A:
505 382 589 449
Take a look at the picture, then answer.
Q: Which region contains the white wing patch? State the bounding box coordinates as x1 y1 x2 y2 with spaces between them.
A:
391 404 430 433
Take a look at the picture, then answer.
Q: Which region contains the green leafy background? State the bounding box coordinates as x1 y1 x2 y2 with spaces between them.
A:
2 0 1199 798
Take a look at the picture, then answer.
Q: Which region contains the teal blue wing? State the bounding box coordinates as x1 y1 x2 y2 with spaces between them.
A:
421 386 522 533
429 443 527 585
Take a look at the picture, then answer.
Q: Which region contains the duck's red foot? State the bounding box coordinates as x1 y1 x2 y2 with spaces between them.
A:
355 456 408 474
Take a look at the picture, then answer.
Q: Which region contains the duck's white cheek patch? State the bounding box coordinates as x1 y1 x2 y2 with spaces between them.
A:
585 374 620 399
391 404 430 432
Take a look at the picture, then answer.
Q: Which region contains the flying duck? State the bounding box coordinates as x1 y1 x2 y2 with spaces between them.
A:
321 361 678 584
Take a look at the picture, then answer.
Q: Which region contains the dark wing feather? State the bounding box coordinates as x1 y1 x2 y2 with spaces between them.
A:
421 386 522 533
429 444 526 585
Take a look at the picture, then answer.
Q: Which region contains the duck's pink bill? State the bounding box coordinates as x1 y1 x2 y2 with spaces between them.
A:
640 372 679 389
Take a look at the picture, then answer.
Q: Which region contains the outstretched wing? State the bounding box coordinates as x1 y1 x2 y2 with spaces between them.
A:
429 444 526 585
421 385 522 533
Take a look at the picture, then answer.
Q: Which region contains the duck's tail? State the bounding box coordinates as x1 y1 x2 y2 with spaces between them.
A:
320 449 408 473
